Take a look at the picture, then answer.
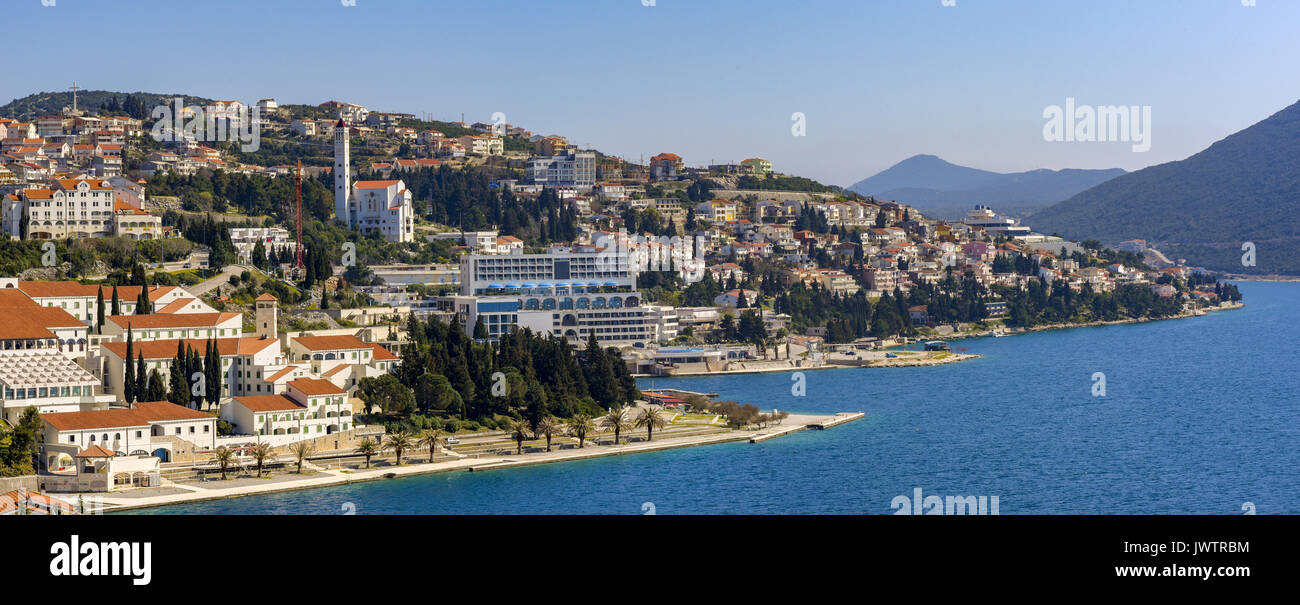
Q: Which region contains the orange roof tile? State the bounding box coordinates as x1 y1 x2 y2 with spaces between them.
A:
232 394 304 412
288 378 346 396
102 336 278 361
105 312 240 330
292 334 371 351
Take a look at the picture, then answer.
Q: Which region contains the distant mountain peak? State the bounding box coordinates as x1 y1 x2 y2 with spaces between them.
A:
847 155 1124 218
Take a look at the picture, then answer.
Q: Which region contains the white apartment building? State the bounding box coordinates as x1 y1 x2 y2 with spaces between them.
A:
457 135 504 156
4 178 114 239
230 226 292 262
223 377 353 439
100 336 285 402
41 401 217 467
9 281 196 327
525 151 596 190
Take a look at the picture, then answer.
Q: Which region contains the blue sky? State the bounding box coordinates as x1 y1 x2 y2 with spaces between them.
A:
5 0 1298 186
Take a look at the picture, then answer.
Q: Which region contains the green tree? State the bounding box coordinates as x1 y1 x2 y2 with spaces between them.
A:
95 286 105 334
289 440 314 474
566 413 595 448
212 446 235 480
507 417 532 455
356 437 379 468
251 441 273 477
146 369 167 401
634 406 668 442
599 407 631 445
418 430 444 462
535 416 562 452
385 431 412 465
123 329 136 403
357 374 415 415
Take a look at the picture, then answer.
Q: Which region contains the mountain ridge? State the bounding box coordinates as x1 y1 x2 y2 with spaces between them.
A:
1028 98 1300 275
847 154 1125 218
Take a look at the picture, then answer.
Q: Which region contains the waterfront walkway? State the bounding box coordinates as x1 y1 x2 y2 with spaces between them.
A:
85 411 861 512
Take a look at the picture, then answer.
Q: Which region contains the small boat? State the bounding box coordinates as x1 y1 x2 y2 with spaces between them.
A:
885 353 899 358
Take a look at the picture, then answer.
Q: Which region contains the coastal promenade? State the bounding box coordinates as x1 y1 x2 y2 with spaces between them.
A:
88 411 860 513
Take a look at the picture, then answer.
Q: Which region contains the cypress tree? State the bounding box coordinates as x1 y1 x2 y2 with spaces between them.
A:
110 284 120 316
146 369 167 402
123 328 135 403
95 286 105 334
135 351 147 401
206 338 221 407
168 341 187 405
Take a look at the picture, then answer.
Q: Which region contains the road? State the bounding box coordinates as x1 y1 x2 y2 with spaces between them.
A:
190 263 254 295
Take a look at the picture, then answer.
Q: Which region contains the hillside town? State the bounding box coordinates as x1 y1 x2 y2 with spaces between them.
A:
0 91 1244 505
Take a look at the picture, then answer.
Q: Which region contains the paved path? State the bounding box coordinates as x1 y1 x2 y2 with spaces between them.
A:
189 263 254 295
85 412 848 512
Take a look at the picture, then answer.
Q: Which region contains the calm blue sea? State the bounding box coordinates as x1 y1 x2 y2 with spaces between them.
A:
132 282 1299 514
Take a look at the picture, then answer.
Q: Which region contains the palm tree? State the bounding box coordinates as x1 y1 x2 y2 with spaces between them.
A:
212 446 235 480
385 431 412 466
356 437 379 468
289 440 314 474
535 416 562 452
251 441 273 477
566 414 595 448
634 406 668 442
507 418 532 455
600 407 632 445
418 430 444 462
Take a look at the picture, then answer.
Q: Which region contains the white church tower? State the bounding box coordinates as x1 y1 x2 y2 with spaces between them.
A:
334 119 350 225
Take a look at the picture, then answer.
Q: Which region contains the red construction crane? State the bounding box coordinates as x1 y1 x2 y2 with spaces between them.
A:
295 160 304 268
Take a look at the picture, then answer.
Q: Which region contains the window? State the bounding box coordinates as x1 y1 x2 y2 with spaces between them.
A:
174 427 181 435
135 431 142 438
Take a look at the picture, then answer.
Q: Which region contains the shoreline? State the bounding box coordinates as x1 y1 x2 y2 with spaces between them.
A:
95 412 861 513
939 301 1245 343
640 302 1242 378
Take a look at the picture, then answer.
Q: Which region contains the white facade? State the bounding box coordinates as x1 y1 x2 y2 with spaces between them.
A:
335 120 414 242
525 151 596 190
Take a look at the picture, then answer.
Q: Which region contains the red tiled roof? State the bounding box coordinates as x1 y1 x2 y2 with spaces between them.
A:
76 445 116 458
292 334 371 352
106 312 240 330
232 394 303 413
288 378 345 396
102 336 279 361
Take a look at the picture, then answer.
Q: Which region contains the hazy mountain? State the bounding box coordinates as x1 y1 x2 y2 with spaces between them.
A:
848 154 1125 219
1028 99 1300 275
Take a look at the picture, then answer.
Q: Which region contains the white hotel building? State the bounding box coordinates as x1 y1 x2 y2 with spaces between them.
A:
453 247 657 347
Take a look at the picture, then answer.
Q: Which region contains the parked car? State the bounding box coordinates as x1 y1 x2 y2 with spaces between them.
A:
445 437 461 445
